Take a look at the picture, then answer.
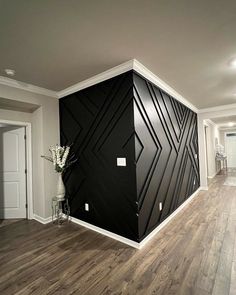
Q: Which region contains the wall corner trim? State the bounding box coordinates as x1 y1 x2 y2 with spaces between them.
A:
33 214 52 224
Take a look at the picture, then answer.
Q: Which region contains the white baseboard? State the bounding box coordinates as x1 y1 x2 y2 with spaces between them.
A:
139 187 202 248
68 216 140 249
200 186 208 191
208 168 221 179
33 214 51 224
68 187 201 249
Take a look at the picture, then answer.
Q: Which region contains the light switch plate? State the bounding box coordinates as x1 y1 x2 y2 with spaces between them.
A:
85 203 89 211
159 202 162 211
117 158 126 166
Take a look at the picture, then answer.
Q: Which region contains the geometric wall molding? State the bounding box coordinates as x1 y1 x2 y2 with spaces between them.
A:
133 72 200 240
60 70 200 243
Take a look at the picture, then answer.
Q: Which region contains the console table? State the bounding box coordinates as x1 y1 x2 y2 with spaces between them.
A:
215 155 227 170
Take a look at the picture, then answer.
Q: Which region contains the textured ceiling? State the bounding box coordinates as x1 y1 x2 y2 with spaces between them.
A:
1 0 236 108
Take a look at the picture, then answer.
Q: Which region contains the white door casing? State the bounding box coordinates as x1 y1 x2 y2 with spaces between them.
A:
226 133 236 168
0 126 26 218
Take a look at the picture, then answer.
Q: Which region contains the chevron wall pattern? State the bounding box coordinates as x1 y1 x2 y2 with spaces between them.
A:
133 73 199 240
59 70 199 242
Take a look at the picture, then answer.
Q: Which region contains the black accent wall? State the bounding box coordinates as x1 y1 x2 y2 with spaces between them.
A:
133 73 199 240
60 72 138 241
60 70 199 242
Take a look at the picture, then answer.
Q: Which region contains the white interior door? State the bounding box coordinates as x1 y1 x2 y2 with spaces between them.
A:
0 126 26 219
226 133 236 168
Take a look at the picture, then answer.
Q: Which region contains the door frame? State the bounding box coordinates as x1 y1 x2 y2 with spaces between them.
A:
204 125 209 177
0 119 33 219
225 131 236 168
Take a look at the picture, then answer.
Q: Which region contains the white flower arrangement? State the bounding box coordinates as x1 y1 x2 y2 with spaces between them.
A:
41 144 77 173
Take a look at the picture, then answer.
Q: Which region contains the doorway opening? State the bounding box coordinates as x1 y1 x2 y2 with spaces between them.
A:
201 115 236 190
0 120 32 224
225 132 236 168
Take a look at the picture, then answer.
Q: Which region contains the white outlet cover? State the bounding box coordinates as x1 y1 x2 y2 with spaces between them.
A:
85 203 89 211
117 158 126 166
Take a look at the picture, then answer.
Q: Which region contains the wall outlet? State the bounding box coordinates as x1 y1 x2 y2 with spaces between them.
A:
85 203 89 211
117 157 126 166
159 202 162 211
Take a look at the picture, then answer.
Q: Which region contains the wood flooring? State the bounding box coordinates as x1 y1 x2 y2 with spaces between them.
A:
0 171 236 295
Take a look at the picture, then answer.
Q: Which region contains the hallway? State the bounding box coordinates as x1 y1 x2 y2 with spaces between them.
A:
0 172 236 295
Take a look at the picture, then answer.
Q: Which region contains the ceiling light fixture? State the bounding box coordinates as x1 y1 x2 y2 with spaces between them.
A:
228 122 234 127
4 69 15 76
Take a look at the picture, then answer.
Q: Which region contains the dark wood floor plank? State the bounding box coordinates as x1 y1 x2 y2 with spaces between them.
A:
1 170 236 295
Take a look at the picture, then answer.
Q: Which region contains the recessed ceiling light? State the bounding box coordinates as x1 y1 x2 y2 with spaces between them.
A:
4 69 15 76
228 122 234 127
229 58 236 67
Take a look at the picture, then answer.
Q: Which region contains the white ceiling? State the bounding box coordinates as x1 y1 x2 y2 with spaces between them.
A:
211 115 236 129
1 0 236 108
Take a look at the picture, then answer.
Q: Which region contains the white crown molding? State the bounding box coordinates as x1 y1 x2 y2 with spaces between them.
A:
132 59 198 113
0 76 58 98
58 59 199 113
58 59 134 98
1 60 235 114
